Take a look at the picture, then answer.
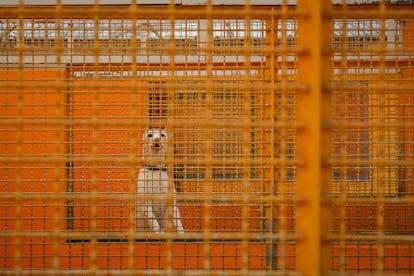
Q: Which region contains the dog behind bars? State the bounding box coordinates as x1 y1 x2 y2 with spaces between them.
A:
136 128 184 233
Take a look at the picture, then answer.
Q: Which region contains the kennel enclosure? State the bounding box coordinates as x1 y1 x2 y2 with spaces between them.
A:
0 0 414 275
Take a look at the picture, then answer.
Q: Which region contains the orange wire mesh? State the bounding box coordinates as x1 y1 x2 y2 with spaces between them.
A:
0 1 413 275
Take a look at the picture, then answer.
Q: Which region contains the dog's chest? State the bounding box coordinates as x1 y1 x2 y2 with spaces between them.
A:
137 169 169 193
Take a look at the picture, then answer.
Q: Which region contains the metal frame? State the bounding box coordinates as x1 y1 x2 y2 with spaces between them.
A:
0 1 413 275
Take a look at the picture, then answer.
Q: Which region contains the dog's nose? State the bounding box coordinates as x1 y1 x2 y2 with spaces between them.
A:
153 137 160 142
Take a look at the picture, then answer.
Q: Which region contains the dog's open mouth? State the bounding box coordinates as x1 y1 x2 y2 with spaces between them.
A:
151 143 161 152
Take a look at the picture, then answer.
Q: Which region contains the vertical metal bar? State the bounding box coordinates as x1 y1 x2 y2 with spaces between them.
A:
54 1 63 273
279 2 289 272
242 1 252 273
320 0 333 273
296 0 332 274
129 2 138 272
204 1 214 272
377 1 387 273
90 1 100 274
337 2 348 273
65 65 74 232
14 2 24 274
166 0 176 274
265 12 278 272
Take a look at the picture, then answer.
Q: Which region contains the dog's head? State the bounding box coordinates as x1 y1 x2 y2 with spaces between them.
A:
142 128 168 160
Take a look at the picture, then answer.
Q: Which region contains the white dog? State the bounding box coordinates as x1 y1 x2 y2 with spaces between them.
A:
136 128 184 233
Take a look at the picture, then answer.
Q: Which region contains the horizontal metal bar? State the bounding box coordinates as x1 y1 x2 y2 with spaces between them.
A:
0 192 301 204
323 120 414 129
325 83 414 94
323 234 414 242
325 5 414 19
322 196 414 205
322 158 414 167
0 6 307 18
0 48 307 59
1 269 302 276
0 156 305 166
2 191 410 205
0 230 304 242
0 82 303 93
0 118 304 129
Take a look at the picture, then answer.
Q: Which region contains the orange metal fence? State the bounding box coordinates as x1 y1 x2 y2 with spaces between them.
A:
0 1 413 275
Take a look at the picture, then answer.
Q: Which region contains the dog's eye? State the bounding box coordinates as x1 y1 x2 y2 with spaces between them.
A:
161 133 165 138
148 133 152 138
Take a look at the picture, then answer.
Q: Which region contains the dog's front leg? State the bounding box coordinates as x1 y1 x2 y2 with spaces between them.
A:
145 205 162 233
172 203 185 233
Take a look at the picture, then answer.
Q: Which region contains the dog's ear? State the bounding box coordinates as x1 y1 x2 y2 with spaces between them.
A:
142 129 148 141
141 129 148 157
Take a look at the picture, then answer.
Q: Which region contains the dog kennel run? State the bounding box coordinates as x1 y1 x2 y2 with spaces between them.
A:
0 0 413 275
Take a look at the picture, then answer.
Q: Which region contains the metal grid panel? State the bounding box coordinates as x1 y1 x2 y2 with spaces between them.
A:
0 1 413 275
326 4 414 274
